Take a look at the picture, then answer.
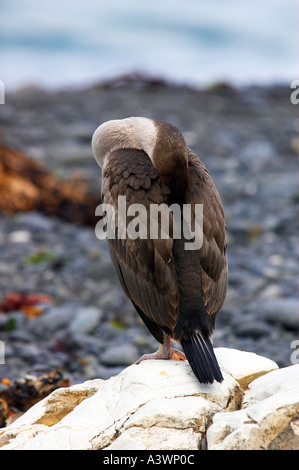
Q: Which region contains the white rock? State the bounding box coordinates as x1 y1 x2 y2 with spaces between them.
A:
244 364 299 406
207 364 299 450
107 426 201 451
0 348 292 451
103 396 216 450
206 408 250 447
260 298 299 329
215 347 278 389
122 396 218 432
0 352 239 450
6 379 104 429
0 424 49 449
8 230 31 243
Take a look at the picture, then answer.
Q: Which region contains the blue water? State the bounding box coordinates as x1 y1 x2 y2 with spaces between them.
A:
0 0 298 90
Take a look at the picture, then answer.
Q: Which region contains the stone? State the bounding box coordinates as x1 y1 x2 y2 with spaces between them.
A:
0 379 103 448
243 364 299 407
207 364 299 450
106 426 201 451
232 318 270 339
239 140 276 171
69 306 103 335
5 379 103 429
100 343 139 366
27 305 75 336
0 348 281 450
215 347 278 389
103 396 216 450
260 298 299 330
17 211 55 231
8 230 31 243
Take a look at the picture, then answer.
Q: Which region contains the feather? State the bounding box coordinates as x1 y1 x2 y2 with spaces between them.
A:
181 331 223 384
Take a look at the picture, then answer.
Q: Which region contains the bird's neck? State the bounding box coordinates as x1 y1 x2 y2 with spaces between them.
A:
154 152 189 205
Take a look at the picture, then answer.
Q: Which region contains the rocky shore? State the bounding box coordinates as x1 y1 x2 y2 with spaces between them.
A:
0 77 298 392
1 349 298 450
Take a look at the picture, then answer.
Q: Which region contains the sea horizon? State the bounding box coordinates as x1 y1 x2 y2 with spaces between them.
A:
0 0 298 91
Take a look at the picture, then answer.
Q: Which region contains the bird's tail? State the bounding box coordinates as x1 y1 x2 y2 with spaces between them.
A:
181 331 223 384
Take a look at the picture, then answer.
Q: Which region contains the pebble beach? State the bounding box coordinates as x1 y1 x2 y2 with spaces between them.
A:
0 78 298 385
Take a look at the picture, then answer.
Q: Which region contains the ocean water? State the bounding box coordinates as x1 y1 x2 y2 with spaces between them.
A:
0 0 298 90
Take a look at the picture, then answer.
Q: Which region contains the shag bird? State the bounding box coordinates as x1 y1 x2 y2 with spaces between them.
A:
92 117 228 384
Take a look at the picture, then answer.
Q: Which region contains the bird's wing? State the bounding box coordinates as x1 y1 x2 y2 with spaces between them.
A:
186 150 228 319
101 148 180 333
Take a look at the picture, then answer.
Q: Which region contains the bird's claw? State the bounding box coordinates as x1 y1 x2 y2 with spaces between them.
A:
135 347 186 364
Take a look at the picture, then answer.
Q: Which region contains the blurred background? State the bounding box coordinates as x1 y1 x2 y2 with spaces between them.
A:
0 0 298 419
0 0 298 90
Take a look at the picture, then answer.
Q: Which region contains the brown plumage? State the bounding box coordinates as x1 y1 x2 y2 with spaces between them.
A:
92 117 227 384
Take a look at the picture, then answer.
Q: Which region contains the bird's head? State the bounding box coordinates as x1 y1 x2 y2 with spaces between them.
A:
92 117 189 199
92 116 187 163
91 117 158 168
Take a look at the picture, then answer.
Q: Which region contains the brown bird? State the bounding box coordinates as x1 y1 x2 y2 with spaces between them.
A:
92 117 227 384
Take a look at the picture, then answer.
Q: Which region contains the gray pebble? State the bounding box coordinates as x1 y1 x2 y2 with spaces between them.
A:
17 211 54 231
28 305 75 336
233 319 271 339
260 298 299 330
69 307 103 335
240 140 276 171
100 343 139 366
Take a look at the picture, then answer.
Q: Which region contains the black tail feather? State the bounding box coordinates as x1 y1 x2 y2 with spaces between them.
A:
181 332 223 384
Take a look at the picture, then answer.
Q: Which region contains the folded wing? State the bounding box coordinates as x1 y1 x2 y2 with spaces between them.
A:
102 148 180 340
186 150 228 323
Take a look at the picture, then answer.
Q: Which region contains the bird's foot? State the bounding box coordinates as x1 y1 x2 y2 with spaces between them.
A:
135 346 186 364
170 348 187 361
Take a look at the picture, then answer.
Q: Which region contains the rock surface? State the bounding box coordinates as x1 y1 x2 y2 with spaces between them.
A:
1 347 288 451
207 364 299 450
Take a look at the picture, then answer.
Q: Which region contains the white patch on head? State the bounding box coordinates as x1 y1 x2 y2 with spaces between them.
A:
91 117 157 168
126 117 157 160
